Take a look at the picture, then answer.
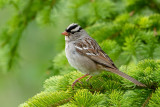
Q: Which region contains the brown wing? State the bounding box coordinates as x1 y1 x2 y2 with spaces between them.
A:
75 37 117 69
75 37 146 87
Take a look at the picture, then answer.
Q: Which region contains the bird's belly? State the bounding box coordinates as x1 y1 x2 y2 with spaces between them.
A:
65 46 98 75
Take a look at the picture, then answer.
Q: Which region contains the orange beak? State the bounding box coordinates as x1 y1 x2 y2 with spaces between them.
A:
61 31 69 36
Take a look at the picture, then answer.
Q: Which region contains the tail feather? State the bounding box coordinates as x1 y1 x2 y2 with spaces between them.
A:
105 68 146 87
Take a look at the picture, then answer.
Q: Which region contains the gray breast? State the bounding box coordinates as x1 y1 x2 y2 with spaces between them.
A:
65 42 98 75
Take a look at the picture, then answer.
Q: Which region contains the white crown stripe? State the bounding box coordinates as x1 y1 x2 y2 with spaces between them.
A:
67 23 75 30
71 26 80 32
66 23 78 30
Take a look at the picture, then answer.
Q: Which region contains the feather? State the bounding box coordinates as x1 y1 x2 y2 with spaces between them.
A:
105 68 146 87
75 37 117 69
75 37 146 87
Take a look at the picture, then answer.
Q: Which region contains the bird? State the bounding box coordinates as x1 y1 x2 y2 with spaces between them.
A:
61 23 146 89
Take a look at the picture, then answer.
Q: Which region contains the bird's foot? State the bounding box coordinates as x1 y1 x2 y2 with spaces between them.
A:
86 76 92 82
72 79 83 89
72 74 89 90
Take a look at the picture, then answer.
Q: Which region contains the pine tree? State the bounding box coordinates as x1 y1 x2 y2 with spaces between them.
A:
1 0 160 106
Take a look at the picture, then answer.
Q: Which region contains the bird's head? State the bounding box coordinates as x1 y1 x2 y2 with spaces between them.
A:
62 23 86 41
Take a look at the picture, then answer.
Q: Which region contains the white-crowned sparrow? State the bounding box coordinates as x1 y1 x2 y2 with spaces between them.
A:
62 23 146 89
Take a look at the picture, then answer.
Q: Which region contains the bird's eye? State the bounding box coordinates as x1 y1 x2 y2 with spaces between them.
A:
71 31 76 34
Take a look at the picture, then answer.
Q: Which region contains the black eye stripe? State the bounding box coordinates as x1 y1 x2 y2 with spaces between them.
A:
78 27 82 31
66 25 78 32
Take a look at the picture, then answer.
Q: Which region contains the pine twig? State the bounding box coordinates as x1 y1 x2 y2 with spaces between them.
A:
153 27 157 36
129 11 135 16
142 93 152 107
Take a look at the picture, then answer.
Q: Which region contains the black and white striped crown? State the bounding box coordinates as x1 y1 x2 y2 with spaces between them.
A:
65 23 82 33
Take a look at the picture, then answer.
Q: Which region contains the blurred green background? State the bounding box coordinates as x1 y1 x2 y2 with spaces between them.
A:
0 2 69 107
0 0 160 107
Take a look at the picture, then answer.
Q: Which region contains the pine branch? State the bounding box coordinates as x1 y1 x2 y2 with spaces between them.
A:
142 92 152 107
0 0 58 71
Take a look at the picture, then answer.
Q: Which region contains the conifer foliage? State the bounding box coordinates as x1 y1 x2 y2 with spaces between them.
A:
0 0 58 71
1 0 160 106
20 59 160 107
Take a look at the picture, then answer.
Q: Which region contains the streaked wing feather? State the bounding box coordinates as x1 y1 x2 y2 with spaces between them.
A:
75 37 146 87
75 38 117 69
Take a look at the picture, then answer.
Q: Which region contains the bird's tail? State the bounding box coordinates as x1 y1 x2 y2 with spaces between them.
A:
105 68 146 87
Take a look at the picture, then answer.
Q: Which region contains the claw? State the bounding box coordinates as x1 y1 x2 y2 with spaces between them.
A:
78 81 83 84
72 79 83 89
72 79 79 90
86 76 92 82
71 74 89 90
